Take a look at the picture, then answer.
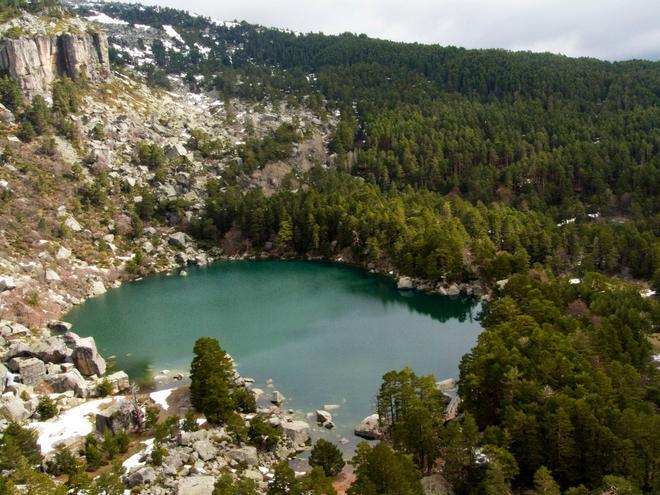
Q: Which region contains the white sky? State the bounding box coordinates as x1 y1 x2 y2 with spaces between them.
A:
128 0 660 61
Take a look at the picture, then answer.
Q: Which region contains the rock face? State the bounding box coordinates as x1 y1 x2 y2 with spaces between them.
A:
71 336 106 376
0 31 111 100
18 357 46 386
355 413 382 440
280 420 311 447
177 476 216 495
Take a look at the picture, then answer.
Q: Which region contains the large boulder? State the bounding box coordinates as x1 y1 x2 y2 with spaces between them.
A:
354 414 382 440
47 320 72 332
30 336 68 363
72 336 106 376
126 466 157 487
103 371 129 394
316 409 332 425
18 357 46 386
168 232 191 249
193 439 217 461
0 395 30 422
281 420 311 447
46 369 87 396
176 476 216 495
227 446 259 466
0 276 16 292
270 390 285 405
397 276 414 290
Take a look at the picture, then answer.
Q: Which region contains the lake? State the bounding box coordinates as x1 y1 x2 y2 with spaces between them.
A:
65 260 482 450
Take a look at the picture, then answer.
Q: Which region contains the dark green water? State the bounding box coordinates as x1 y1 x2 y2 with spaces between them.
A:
65 261 481 448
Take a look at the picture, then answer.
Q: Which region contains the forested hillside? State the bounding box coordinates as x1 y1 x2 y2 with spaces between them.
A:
86 1 660 286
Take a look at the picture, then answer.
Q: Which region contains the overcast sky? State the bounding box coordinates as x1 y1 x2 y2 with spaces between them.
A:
131 0 660 61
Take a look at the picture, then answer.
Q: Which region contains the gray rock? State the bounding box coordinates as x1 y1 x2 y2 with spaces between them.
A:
397 276 414 290
316 409 332 425
281 420 311 447
127 466 157 487
0 363 7 393
446 284 460 296
18 357 46 386
176 476 216 495
46 369 87 396
72 336 106 376
55 247 71 260
168 232 191 248
104 371 129 394
0 276 16 292
355 414 382 440
47 320 72 332
270 390 285 405
179 429 209 446
30 336 68 363
193 439 217 461
0 103 14 123
227 445 259 466
0 395 30 422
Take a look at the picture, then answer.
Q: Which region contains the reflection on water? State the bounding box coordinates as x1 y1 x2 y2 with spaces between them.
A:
65 260 482 450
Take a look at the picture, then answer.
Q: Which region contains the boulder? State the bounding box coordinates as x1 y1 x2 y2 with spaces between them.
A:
72 337 106 376
0 103 14 123
104 371 129 394
96 399 143 434
45 269 61 282
55 247 71 260
90 280 106 296
355 414 382 440
30 336 68 363
397 276 414 290
176 476 216 495
0 395 30 422
0 363 8 393
46 369 87 396
270 390 285 405
446 284 460 297
168 232 191 249
436 378 456 392
0 276 16 292
179 429 209 446
18 357 46 386
227 445 259 466
47 320 72 332
193 439 217 461
281 420 311 447
316 409 332 425
126 466 157 487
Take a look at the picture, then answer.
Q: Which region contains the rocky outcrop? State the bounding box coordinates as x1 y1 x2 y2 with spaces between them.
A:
69 334 106 377
355 413 382 440
0 31 111 100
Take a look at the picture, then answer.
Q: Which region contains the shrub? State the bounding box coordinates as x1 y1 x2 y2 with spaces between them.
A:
97 378 113 397
309 439 345 477
36 396 58 420
248 416 280 450
233 387 256 413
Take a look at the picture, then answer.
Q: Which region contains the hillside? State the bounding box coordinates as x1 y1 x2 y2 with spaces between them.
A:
0 1 657 494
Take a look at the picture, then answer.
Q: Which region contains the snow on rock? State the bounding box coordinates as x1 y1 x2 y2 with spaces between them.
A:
640 289 656 298
150 388 173 410
30 398 114 454
163 25 185 43
122 438 155 471
86 12 128 25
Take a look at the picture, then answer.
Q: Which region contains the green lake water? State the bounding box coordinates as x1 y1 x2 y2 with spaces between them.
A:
65 260 482 449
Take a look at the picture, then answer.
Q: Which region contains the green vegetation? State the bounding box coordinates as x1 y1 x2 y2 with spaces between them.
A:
189 336 235 424
349 442 422 495
36 395 58 420
309 439 345 477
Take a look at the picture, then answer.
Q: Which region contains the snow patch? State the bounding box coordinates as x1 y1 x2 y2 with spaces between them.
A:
29 398 114 454
162 24 185 43
569 278 581 285
86 12 128 25
150 388 173 410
